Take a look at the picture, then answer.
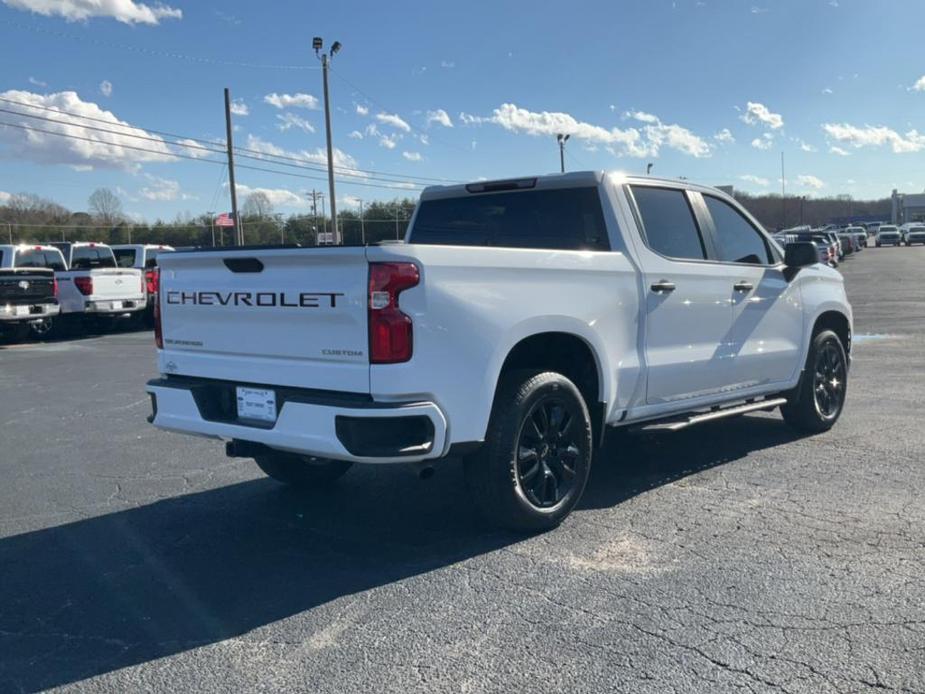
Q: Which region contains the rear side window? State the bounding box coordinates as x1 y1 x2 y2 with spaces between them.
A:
113 249 137 268
409 187 610 251
71 247 116 269
703 195 773 265
144 249 165 268
630 185 706 260
15 249 67 271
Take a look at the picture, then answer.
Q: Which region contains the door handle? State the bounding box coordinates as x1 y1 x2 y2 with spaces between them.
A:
650 280 676 293
733 281 754 292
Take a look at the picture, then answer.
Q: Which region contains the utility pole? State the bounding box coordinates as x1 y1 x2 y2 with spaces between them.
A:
780 151 786 230
7 223 11 244
308 190 319 245
314 37 342 244
556 133 570 173
224 87 242 245
320 194 327 242
358 199 365 244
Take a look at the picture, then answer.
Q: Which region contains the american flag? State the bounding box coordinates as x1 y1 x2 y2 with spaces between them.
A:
215 212 235 227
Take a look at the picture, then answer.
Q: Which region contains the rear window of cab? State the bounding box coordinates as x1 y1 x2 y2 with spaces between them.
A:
409 187 610 251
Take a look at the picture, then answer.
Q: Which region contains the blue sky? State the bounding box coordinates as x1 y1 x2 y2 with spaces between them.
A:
1 0 924 222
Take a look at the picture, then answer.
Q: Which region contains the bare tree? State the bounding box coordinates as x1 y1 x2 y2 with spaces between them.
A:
242 191 273 219
88 188 124 226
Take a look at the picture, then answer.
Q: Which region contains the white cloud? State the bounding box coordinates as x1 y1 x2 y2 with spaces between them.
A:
476 103 710 158
829 146 850 156
440 60 455 69
340 195 362 207
741 101 784 129
229 99 249 116
418 133 430 145
402 151 422 161
426 109 453 128
139 175 193 201
175 138 211 158
0 191 11 204
739 174 770 186
244 134 364 175
751 133 774 150
379 133 399 149
275 112 314 134
713 128 735 144
348 130 363 140
376 112 411 132
796 174 825 190
822 87 833 95
230 183 305 209
263 92 319 110
2 0 182 24
822 122 925 153
28 76 46 87
912 76 925 92
99 80 112 97
0 89 175 170
798 140 817 152
356 104 369 116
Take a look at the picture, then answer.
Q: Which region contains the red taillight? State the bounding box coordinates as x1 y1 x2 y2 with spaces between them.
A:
368 262 419 364
53 277 58 298
153 267 163 349
145 269 158 295
74 276 93 295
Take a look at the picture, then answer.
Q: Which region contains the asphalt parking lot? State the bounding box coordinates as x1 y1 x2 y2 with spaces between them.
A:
1 247 923 693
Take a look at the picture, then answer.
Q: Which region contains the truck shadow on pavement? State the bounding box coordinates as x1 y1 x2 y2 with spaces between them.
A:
0 415 801 692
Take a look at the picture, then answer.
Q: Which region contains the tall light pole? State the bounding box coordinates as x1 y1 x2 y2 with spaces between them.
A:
223 88 242 245
314 37 342 244
646 163 654 175
556 133 570 173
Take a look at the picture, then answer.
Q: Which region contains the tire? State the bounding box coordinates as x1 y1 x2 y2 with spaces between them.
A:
29 317 55 340
254 451 352 487
464 370 593 532
781 329 848 434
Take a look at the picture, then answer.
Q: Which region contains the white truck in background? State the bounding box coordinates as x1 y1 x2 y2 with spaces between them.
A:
147 172 853 530
111 244 175 323
31 242 145 335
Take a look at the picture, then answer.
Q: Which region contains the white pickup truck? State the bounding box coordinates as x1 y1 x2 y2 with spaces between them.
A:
48 242 145 329
147 172 852 530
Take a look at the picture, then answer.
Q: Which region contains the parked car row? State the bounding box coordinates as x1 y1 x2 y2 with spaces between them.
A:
0 242 173 342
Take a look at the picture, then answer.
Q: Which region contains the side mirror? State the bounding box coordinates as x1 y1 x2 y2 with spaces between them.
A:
784 242 818 268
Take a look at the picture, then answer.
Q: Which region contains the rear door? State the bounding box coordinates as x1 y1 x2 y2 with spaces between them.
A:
627 184 736 405
157 247 371 393
698 193 804 389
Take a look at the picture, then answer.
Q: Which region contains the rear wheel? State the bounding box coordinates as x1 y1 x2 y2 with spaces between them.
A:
464 370 593 532
781 329 848 433
254 451 353 488
29 317 55 339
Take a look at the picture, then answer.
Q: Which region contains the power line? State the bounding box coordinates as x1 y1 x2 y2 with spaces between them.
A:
0 94 460 185
0 120 424 192
1 18 321 71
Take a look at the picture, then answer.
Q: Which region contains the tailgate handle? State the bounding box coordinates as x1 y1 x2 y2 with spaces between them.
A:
223 257 264 273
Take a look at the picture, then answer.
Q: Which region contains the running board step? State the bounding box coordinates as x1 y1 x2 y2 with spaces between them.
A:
637 398 788 433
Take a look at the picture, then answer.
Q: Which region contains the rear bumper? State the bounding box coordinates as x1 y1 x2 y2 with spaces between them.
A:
0 302 60 322
85 298 144 314
146 377 449 464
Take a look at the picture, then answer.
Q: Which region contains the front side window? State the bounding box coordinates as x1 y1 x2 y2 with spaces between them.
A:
704 195 773 265
630 185 706 260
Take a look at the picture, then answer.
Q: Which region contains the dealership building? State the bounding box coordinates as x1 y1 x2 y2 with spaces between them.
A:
891 189 925 224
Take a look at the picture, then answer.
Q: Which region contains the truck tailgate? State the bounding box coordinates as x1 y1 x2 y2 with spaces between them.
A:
0 269 56 304
89 269 144 299
157 247 370 393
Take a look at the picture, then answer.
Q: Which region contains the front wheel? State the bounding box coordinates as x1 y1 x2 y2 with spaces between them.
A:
464 370 593 532
781 329 848 433
254 452 353 488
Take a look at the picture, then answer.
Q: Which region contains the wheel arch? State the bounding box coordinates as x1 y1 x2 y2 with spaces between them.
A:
494 330 608 446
